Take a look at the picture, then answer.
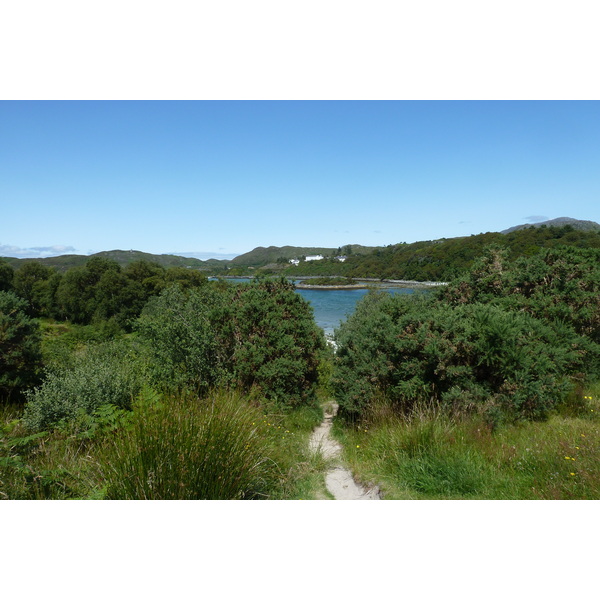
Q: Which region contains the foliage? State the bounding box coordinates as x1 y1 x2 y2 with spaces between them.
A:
4 257 209 329
22 341 143 430
301 277 357 286
0 405 99 500
334 385 600 499
441 245 600 347
332 292 584 424
11 262 56 316
136 285 226 393
283 225 600 281
99 391 285 500
0 259 14 292
0 291 43 402
137 279 326 407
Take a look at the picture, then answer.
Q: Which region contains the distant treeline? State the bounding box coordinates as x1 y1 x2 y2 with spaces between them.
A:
0 256 208 329
279 225 600 281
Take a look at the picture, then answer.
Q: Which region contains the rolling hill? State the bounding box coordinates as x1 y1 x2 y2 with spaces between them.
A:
3 250 229 272
501 217 600 234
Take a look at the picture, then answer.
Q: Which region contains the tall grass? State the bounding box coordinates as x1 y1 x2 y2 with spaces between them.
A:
2 387 325 500
100 391 290 499
334 384 600 499
1 402 101 500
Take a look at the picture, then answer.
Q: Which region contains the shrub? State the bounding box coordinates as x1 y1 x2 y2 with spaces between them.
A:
220 279 326 406
136 285 225 393
136 279 325 407
99 391 283 499
441 245 600 346
23 342 143 430
0 291 43 402
332 292 583 424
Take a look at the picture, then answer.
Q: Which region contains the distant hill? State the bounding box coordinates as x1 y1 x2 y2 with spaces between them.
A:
230 244 376 267
3 249 229 272
501 217 600 234
279 223 600 281
4 217 598 276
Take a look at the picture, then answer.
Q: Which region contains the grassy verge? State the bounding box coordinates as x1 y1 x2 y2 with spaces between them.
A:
1 389 324 500
332 382 600 499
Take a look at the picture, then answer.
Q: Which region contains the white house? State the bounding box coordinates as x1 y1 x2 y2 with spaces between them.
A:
289 259 300 266
305 255 324 262
335 256 347 262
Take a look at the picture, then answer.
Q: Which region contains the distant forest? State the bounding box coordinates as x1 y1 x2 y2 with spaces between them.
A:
272 225 600 281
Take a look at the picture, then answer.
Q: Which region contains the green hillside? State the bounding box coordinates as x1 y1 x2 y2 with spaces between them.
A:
280 224 600 281
501 217 600 234
4 250 229 272
230 244 376 267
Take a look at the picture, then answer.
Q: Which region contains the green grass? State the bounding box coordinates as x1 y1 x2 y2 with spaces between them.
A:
333 383 600 499
1 402 103 499
1 389 325 500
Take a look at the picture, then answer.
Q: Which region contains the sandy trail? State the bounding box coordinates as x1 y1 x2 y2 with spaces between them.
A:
309 402 381 500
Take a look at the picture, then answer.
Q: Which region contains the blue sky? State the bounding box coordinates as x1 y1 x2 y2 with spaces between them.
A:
1 100 599 259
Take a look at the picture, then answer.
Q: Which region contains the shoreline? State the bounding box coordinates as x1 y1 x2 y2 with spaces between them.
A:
295 283 370 290
214 275 448 289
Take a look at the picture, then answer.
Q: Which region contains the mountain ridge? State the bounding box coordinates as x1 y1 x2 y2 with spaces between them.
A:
501 217 600 234
3 217 598 272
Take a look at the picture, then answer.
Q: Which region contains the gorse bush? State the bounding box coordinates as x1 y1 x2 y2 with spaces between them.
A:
333 292 582 424
441 245 600 347
137 279 325 406
100 391 283 500
219 279 326 406
23 342 143 430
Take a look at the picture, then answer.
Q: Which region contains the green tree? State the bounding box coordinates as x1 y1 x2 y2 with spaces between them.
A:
0 259 14 292
12 262 54 316
0 291 43 402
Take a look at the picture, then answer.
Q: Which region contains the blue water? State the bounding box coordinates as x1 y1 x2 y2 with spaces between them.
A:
210 277 415 336
296 287 414 336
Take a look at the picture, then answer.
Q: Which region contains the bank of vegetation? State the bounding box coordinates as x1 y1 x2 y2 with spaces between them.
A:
1 234 599 500
1 263 330 499
273 224 600 281
330 245 600 498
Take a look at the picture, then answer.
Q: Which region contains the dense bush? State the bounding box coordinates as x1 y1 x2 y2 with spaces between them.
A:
441 245 600 344
0 291 43 402
332 292 585 424
136 279 326 406
23 342 143 430
135 285 226 393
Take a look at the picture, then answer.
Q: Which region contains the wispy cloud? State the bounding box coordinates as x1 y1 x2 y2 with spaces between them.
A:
524 215 548 223
0 244 77 258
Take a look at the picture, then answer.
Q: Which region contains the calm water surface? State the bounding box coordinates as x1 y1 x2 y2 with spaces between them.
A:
212 278 416 336
296 287 414 336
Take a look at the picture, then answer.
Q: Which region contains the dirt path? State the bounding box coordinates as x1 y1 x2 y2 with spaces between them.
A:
309 401 381 500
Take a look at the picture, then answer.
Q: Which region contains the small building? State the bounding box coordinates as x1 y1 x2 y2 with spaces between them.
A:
289 259 300 266
305 255 324 262
335 256 347 262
